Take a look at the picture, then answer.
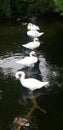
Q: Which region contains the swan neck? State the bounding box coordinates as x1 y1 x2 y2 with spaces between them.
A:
30 53 33 57
20 72 25 83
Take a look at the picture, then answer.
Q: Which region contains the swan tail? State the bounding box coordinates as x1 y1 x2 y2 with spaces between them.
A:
41 32 44 35
22 44 27 47
41 82 49 88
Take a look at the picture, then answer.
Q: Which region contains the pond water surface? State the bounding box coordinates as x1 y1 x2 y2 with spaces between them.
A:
0 15 63 130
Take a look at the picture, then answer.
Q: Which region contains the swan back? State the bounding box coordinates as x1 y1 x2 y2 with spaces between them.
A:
16 51 38 66
27 30 44 38
22 38 40 50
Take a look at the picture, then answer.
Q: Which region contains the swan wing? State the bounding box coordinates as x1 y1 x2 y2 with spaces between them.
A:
22 41 40 49
16 57 37 66
22 78 48 91
22 42 34 49
27 30 44 38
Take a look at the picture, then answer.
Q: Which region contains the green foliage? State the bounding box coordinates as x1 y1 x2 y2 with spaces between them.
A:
3 0 11 17
0 0 11 17
11 0 28 18
25 0 54 15
0 0 63 19
0 0 4 14
53 0 63 15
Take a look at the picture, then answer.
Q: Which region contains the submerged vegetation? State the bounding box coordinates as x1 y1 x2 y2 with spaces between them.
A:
0 0 63 20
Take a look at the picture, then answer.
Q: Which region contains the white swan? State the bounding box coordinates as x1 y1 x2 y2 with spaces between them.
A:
27 30 44 38
22 38 40 50
15 71 49 91
16 51 38 67
27 23 40 30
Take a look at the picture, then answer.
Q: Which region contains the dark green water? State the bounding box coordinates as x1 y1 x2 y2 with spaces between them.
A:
0 15 63 130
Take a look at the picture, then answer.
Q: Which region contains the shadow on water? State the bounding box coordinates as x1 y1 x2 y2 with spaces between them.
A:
0 15 63 130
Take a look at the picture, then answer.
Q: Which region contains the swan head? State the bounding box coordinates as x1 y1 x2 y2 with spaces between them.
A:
34 38 39 42
27 23 33 29
15 71 25 80
28 23 33 26
30 51 36 57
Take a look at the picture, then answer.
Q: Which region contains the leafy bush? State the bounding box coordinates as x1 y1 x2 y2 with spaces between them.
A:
0 0 11 17
0 0 63 19
53 0 63 15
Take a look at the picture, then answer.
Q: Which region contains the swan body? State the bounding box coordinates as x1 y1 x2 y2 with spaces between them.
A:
27 23 40 30
16 51 38 67
15 71 49 91
22 38 40 50
27 30 44 38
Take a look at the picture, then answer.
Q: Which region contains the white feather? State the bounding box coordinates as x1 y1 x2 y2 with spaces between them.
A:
16 51 38 67
27 23 40 30
27 30 44 38
15 71 49 91
22 38 40 50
